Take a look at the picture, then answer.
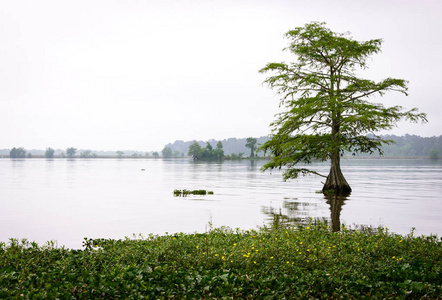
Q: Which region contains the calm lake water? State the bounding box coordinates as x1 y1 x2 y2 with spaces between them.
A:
1 158 441 249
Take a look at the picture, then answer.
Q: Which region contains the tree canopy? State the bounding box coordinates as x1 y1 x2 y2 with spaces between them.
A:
66 147 77 158
10 147 26 158
245 137 257 158
45 148 55 158
161 147 173 158
188 141 224 161
80 150 96 158
260 22 427 195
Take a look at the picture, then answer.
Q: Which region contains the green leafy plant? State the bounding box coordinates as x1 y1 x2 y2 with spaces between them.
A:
173 189 214 196
1 223 440 298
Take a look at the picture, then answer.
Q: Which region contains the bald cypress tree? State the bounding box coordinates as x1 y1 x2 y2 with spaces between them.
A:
260 22 427 196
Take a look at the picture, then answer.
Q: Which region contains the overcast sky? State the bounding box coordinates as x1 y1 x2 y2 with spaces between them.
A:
1 0 441 151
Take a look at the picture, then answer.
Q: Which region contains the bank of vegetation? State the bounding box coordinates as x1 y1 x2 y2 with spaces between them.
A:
2 134 441 159
187 141 225 161
1 223 440 298
356 134 441 158
165 135 442 160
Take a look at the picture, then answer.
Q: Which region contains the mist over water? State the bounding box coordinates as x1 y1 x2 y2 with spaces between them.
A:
1 158 441 249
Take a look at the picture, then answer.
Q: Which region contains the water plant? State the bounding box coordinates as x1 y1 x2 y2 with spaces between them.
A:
173 189 214 196
0 223 440 298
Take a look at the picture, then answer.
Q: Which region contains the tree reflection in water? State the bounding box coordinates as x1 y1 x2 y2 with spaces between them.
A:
324 194 348 232
262 195 348 232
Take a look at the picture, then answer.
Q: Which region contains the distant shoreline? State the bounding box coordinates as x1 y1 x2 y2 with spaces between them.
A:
1 156 438 160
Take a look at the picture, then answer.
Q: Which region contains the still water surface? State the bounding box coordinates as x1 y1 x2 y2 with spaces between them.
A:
1 158 441 248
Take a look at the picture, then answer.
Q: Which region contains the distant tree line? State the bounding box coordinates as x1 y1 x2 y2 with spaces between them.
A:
349 134 442 158
3 134 441 159
188 141 224 161
164 137 268 157
45 148 55 158
80 150 97 158
164 134 442 159
9 147 27 158
116 151 162 158
160 147 183 158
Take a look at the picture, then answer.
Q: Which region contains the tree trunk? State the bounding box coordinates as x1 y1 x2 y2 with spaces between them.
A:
323 154 352 196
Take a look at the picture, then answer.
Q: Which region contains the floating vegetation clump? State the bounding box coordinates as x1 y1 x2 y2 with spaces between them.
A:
173 189 214 196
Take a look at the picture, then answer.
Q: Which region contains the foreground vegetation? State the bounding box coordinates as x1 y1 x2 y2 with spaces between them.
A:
1 223 441 299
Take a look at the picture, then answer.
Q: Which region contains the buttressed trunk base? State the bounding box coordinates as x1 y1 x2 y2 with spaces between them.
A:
323 160 352 196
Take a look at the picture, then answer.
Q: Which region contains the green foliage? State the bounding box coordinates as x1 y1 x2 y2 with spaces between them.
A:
9 147 26 158
44 147 55 158
225 152 245 160
164 134 440 160
429 149 440 159
116 151 124 158
173 189 214 196
188 141 224 161
161 146 173 158
188 141 203 160
1 224 440 298
245 137 257 158
66 147 77 158
260 22 427 193
80 150 96 158
165 137 270 157
349 134 442 158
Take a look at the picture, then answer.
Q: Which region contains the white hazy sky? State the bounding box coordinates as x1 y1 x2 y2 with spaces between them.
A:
1 0 441 151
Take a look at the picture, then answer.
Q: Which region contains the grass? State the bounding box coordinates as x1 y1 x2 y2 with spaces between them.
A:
1 223 441 299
